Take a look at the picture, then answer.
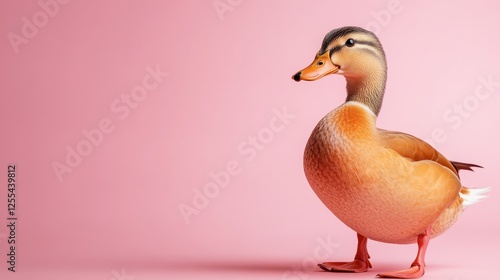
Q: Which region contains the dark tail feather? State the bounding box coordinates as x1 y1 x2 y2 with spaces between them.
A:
450 161 483 173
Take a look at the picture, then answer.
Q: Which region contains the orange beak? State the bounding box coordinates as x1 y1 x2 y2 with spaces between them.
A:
292 52 339 82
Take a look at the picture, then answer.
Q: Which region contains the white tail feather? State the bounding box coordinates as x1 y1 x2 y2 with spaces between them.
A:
460 187 491 207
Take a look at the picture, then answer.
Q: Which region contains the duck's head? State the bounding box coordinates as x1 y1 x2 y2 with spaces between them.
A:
292 26 388 115
292 26 386 82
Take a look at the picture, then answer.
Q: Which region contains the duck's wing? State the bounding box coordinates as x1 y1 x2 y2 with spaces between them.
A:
378 129 482 175
377 129 459 176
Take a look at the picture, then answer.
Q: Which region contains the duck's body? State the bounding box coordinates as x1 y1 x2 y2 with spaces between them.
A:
304 101 461 244
292 26 488 278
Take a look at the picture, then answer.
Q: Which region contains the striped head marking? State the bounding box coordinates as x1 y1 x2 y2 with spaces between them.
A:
293 26 386 81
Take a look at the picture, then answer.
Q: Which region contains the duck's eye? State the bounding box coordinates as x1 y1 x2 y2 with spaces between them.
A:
317 61 324 66
345 39 355 47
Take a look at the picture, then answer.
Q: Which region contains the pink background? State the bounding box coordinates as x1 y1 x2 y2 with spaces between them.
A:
1 0 499 279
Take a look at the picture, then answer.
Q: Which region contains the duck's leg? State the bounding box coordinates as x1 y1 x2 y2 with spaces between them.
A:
377 228 430 279
318 232 371 273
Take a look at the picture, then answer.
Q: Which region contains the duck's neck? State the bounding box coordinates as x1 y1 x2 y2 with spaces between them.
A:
344 70 387 116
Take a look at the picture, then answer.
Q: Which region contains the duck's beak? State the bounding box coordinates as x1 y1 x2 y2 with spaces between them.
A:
292 52 339 82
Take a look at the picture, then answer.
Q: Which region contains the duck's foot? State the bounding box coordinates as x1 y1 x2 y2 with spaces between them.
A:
319 232 371 273
319 258 372 273
376 265 424 279
377 228 431 279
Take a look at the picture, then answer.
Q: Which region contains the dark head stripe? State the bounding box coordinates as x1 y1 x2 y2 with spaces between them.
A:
318 27 385 60
323 39 381 57
319 26 375 54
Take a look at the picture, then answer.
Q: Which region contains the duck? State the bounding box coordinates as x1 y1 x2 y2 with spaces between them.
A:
291 26 489 279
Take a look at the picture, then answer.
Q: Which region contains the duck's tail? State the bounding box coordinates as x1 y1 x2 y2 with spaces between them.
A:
460 187 490 207
449 161 490 208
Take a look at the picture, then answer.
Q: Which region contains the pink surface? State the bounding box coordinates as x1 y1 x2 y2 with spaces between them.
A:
1 0 499 279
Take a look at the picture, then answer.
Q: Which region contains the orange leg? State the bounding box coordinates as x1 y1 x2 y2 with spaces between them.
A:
377 228 431 279
318 232 372 273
